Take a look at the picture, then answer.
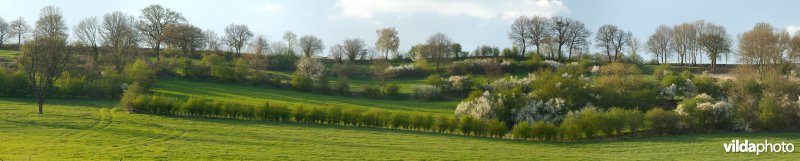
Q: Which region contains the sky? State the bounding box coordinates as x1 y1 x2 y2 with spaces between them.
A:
1 0 799 62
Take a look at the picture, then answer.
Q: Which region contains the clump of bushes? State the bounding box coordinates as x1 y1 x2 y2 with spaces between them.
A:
411 85 441 101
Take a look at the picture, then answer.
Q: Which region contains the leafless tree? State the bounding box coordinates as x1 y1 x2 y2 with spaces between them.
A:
565 20 591 59
343 38 365 63
738 22 788 70
203 29 221 53
526 16 550 56
249 34 269 55
0 17 9 48
283 31 297 54
789 32 800 64
9 17 30 45
18 6 70 114
329 44 345 64
163 23 205 56
375 27 399 59
549 16 572 60
74 16 100 61
508 16 530 56
595 24 631 62
424 32 452 72
671 23 696 65
698 22 731 71
646 25 672 64
628 37 642 63
101 11 139 71
137 4 185 59
298 35 324 58
223 24 253 57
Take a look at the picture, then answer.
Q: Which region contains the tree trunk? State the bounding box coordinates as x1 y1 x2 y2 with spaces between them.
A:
37 93 44 115
154 43 161 61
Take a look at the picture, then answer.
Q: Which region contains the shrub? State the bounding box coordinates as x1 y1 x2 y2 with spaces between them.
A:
511 121 532 139
531 121 559 140
486 118 508 138
444 75 473 95
119 83 143 113
308 107 326 124
294 105 310 123
334 76 350 95
758 93 783 130
459 116 476 135
326 106 342 125
384 63 427 78
295 57 324 80
424 74 444 87
291 73 313 91
316 74 330 93
382 82 400 98
455 91 496 120
391 112 411 129
411 85 441 101
645 108 683 134
126 59 155 87
342 108 363 126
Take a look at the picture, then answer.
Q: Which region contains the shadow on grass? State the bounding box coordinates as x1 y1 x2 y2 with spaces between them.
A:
0 97 117 108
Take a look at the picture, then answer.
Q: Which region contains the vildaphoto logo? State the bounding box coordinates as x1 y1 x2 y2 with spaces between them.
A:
724 139 795 155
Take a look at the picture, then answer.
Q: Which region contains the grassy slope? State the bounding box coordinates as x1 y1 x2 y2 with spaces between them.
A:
0 50 19 66
1 99 798 160
151 79 459 114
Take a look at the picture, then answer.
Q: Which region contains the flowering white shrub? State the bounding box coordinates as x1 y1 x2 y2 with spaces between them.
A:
695 93 714 103
445 75 473 93
411 85 441 100
488 74 535 92
295 57 325 80
542 60 562 69
591 66 600 75
683 79 697 97
660 84 677 97
455 91 497 119
384 64 416 73
513 96 567 124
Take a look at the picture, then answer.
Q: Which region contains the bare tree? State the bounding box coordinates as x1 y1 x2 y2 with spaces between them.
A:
73 16 100 61
698 22 731 71
0 17 9 48
18 6 70 114
250 34 269 55
628 37 642 63
343 38 365 63
223 24 253 57
526 16 550 56
790 32 800 64
549 16 572 60
738 22 787 70
298 35 324 58
565 20 591 59
163 23 205 56
101 11 139 71
671 23 696 65
329 44 345 64
283 31 297 54
375 27 399 59
137 4 185 59
646 25 672 64
508 16 529 56
595 24 630 62
424 32 452 72
203 29 221 53
10 17 30 45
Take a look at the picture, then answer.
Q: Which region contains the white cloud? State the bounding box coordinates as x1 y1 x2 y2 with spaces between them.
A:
786 26 800 36
255 2 283 13
334 0 569 21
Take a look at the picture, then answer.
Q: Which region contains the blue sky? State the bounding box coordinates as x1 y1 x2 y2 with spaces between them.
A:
1 0 798 62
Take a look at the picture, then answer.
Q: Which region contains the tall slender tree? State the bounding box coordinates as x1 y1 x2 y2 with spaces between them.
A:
18 6 70 114
375 27 399 59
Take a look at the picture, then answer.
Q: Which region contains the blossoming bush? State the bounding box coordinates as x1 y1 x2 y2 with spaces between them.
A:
411 85 442 101
384 63 428 78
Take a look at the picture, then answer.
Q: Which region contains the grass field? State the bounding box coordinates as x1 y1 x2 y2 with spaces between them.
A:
151 78 460 114
1 98 798 160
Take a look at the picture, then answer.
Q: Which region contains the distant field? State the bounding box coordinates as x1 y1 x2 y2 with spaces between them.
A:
151 78 460 114
0 50 19 66
1 98 798 160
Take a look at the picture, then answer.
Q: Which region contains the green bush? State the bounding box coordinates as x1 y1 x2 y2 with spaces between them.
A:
316 74 330 93
362 85 382 98
126 59 155 87
531 122 558 140
334 76 350 95
424 74 444 87
391 112 411 129
291 73 313 91
486 118 508 138
382 82 400 98
511 122 532 139
645 108 683 134
758 93 783 130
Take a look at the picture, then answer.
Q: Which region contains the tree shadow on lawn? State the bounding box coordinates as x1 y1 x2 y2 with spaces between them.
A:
0 97 117 109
